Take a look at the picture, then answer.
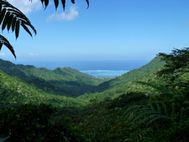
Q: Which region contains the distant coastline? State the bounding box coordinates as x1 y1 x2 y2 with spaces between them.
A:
81 70 128 78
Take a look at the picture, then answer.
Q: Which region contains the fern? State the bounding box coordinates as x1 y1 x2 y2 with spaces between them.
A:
124 101 186 128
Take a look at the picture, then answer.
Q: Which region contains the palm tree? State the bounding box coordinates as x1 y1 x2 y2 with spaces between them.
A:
0 0 89 58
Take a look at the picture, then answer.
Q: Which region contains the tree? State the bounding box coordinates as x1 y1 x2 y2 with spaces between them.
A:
0 0 89 58
157 48 189 94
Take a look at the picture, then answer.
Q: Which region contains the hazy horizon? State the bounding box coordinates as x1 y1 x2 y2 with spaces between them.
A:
1 0 189 64
8 59 148 70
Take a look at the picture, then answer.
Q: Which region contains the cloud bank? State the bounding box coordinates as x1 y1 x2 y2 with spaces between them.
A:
49 6 79 21
7 0 41 14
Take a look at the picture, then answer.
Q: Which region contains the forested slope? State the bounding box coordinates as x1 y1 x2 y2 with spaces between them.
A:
78 56 165 102
0 59 104 96
0 70 82 107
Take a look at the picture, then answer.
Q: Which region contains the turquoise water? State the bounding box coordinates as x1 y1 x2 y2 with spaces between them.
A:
81 70 128 78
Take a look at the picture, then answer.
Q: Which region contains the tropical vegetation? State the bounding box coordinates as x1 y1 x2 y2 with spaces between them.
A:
0 48 189 141
1 0 189 141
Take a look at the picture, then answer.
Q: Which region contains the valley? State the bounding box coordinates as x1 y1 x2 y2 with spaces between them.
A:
0 49 189 142
1 1 189 141
0 56 163 106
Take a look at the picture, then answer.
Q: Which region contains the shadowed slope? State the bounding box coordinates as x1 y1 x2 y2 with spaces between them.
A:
0 59 104 96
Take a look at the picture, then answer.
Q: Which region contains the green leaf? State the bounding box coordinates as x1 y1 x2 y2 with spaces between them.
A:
0 34 16 58
86 0 89 8
71 0 75 4
15 20 20 39
0 43 3 50
44 0 49 8
54 0 59 9
61 0 66 10
7 13 13 31
21 22 32 37
0 9 6 25
2 12 10 31
11 16 17 32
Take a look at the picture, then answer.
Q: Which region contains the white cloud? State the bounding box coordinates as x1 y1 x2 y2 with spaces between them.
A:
0 52 5 56
49 5 79 21
7 0 41 14
28 52 39 57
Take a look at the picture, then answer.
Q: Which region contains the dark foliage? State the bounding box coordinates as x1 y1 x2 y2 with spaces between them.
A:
158 48 189 76
158 48 189 95
0 48 189 142
0 104 85 142
108 92 149 109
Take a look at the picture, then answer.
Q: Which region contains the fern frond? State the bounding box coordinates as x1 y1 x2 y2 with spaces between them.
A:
124 103 172 127
137 81 178 96
124 100 188 129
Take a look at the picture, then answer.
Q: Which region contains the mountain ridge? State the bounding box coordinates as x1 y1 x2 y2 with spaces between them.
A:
77 56 165 102
0 56 164 105
0 70 82 107
0 59 104 96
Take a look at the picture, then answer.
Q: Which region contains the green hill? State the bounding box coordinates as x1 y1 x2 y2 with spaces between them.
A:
0 70 82 107
0 57 165 105
75 49 189 142
98 56 163 89
1 49 189 142
0 59 104 96
78 56 165 103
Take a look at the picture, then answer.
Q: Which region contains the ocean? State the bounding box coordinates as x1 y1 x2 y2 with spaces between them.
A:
81 70 128 78
14 60 146 71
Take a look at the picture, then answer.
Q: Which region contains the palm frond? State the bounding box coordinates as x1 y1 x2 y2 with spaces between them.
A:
40 0 89 10
0 0 36 39
0 34 16 58
0 0 37 57
0 0 89 58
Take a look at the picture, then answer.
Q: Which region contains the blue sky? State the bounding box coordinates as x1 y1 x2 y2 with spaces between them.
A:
1 0 189 69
